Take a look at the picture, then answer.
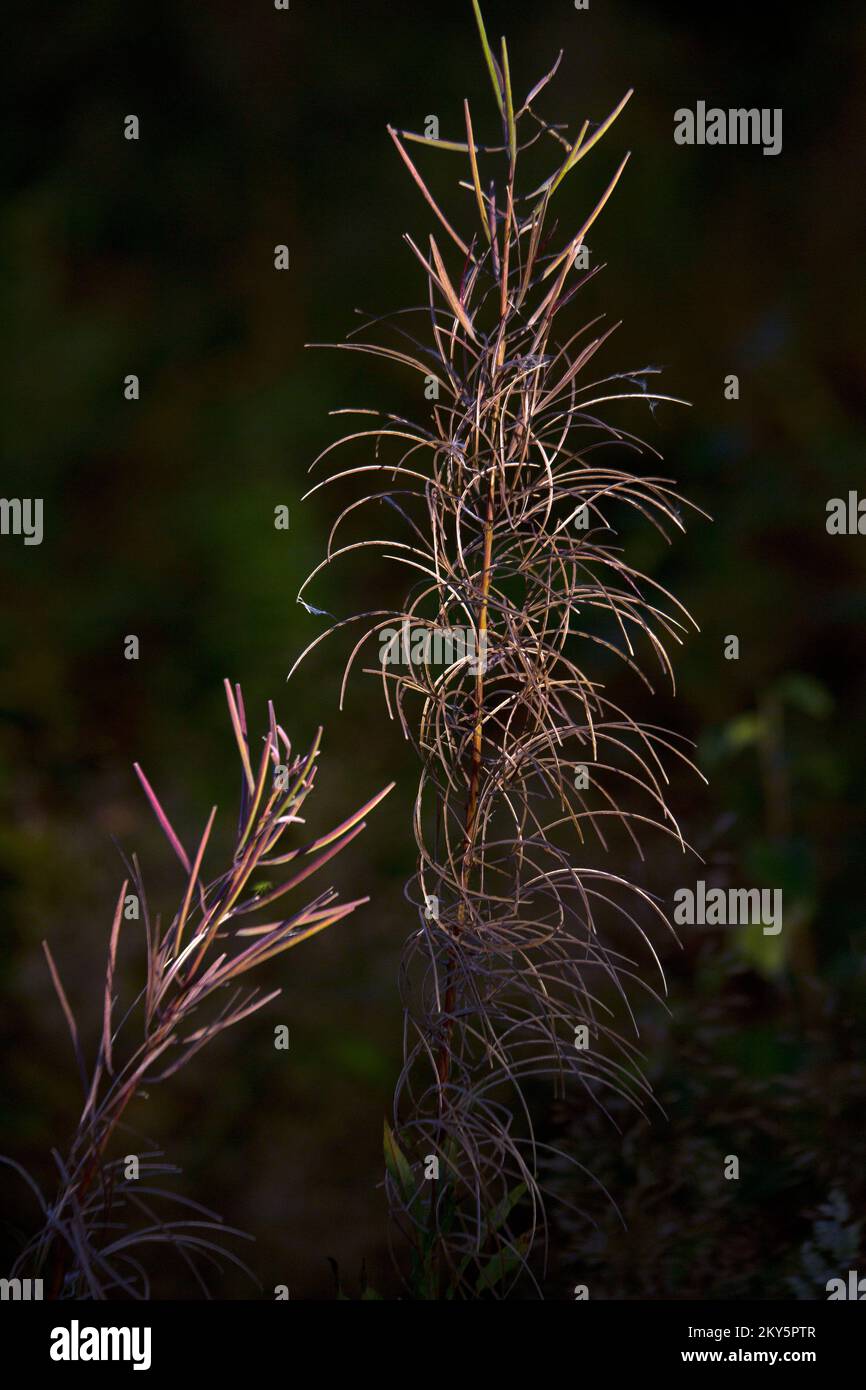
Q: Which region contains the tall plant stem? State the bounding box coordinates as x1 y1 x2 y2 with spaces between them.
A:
47 1094 130 1296
426 460 496 1295
46 1025 172 1297
434 469 495 1087
434 161 511 1096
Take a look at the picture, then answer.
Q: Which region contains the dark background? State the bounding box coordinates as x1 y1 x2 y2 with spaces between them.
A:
1 0 864 1298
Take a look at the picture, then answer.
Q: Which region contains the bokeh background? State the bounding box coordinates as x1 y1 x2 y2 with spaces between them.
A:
2 0 864 1298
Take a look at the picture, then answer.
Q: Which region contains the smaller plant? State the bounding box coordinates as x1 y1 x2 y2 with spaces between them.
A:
2 680 391 1299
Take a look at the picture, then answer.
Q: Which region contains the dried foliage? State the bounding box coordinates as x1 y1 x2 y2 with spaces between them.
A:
293 2 705 1298
3 681 391 1298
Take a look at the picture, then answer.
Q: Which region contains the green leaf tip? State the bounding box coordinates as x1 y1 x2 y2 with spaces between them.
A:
471 0 504 116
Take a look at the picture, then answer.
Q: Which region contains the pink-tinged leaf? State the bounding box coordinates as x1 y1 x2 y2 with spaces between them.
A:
42 941 88 1097
307 782 395 852
224 677 255 796
134 762 191 874
464 101 490 243
428 236 479 344
102 879 128 1078
183 988 282 1042
523 49 563 108
258 844 301 869
217 898 369 983
267 700 279 763
571 150 631 245
174 806 217 960
387 126 471 258
234 919 291 939
237 735 274 855
251 819 369 911
234 682 248 733
529 155 629 345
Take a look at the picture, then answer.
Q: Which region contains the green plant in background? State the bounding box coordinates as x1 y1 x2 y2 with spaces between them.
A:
702 672 835 979
2 682 391 1298
294 1 703 1297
